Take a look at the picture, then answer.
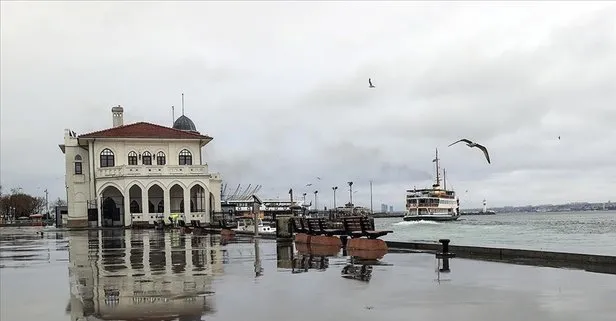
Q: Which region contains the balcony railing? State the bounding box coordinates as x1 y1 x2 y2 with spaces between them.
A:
97 164 209 178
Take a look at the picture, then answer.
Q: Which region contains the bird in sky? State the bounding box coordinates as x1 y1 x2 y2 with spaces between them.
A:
558 136 561 140
448 139 491 164
368 78 375 88
316 177 321 180
306 183 312 187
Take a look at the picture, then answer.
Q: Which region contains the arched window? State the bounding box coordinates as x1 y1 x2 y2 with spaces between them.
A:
130 200 141 213
127 151 137 165
74 155 83 174
100 149 115 167
179 149 192 165
156 151 166 165
142 151 152 165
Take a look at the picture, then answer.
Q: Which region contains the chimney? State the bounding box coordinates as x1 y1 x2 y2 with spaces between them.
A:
111 105 124 127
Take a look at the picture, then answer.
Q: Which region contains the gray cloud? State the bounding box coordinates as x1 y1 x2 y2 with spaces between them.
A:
1 2 615 209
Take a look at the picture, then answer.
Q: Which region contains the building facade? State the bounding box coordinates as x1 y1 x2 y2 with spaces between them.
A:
59 106 222 228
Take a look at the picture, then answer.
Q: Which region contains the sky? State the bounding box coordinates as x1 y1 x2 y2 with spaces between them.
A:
1 1 615 210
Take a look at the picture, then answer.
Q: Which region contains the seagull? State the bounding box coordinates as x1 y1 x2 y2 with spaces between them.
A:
316 177 321 180
448 139 491 164
558 136 561 140
368 78 375 88
306 183 312 187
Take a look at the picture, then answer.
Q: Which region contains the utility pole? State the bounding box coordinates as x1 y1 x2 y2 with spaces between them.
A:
369 180 373 215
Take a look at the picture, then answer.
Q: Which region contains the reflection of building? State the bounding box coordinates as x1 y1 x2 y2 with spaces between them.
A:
67 230 223 320
59 105 222 227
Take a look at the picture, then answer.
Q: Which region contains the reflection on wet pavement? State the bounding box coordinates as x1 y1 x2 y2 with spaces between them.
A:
1 227 616 321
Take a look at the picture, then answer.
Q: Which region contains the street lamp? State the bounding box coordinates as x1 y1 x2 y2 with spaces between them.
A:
314 190 318 214
332 186 338 212
348 182 353 208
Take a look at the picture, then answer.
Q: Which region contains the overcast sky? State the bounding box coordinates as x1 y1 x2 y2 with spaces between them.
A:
1 1 615 209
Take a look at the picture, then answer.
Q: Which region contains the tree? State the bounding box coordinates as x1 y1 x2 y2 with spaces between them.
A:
52 198 67 207
0 188 46 218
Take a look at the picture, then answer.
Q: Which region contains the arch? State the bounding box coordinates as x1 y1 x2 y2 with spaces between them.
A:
147 184 164 213
74 155 82 161
100 185 124 227
128 151 138 165
128 185 142 213
178 149 192 165
97 181 125 197
169 183 185 213
166 180 187 190
156 151 166 165
124 180 146 194
187 181 211 194
142 151 152 165
100 148 115 167
190 184 206 212
145 180 166 191
130 200 140 213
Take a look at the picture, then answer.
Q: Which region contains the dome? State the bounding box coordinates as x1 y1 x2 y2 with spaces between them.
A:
173 115 197 132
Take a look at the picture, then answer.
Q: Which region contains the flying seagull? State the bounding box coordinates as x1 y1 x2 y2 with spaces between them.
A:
306 183 312 187
448 139 491 164
368 78 375 88
316 177 321 180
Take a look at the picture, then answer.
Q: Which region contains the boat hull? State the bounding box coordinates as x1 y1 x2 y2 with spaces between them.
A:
403 215 460 222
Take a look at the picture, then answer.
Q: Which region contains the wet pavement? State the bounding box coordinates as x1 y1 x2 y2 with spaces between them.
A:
1 227 615 321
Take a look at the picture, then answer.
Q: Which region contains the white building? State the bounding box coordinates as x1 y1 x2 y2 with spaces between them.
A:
59 106 222 228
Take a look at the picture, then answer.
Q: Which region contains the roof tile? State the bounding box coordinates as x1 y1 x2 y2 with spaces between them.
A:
78 122 212 140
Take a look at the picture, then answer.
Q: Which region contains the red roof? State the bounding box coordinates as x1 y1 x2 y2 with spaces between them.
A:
79 122 212 140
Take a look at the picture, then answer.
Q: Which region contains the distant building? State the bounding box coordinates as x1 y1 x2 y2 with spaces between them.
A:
389 205 394 212
59 106 222 228
381 204 388 213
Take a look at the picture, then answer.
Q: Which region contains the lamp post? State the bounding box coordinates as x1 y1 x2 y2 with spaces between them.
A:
332 186 338 212
302 193 307 217
314 190 318 214
348 182 353 208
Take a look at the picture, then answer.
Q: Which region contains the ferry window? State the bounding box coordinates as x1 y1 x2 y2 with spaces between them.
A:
179 149 192 165
142 151 152 165
128 151 138 165
100 149 115 167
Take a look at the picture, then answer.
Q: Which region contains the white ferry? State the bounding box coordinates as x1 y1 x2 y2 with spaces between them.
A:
403 149 460 222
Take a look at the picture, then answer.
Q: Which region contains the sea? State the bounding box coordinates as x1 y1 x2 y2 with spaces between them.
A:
375 211 616 256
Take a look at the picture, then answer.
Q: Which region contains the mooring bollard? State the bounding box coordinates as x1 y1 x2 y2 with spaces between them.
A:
436 239 454 274
439 239 450 254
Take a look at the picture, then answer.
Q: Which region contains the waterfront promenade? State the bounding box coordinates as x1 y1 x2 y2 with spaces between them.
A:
1 227 615 321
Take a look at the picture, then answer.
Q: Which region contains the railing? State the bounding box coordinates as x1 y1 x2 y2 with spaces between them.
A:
97 164 209 177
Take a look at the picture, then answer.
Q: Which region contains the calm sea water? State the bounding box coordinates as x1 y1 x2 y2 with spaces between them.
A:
375 211 616 256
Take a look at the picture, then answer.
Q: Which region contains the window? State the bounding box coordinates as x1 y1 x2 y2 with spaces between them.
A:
100 149 115 167
128 151 138 165
179 149 192 165
74 155 83 174
156 151 166 165
142 151 152 165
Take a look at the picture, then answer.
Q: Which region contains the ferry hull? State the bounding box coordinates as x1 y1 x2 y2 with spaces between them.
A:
403 215 460 222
